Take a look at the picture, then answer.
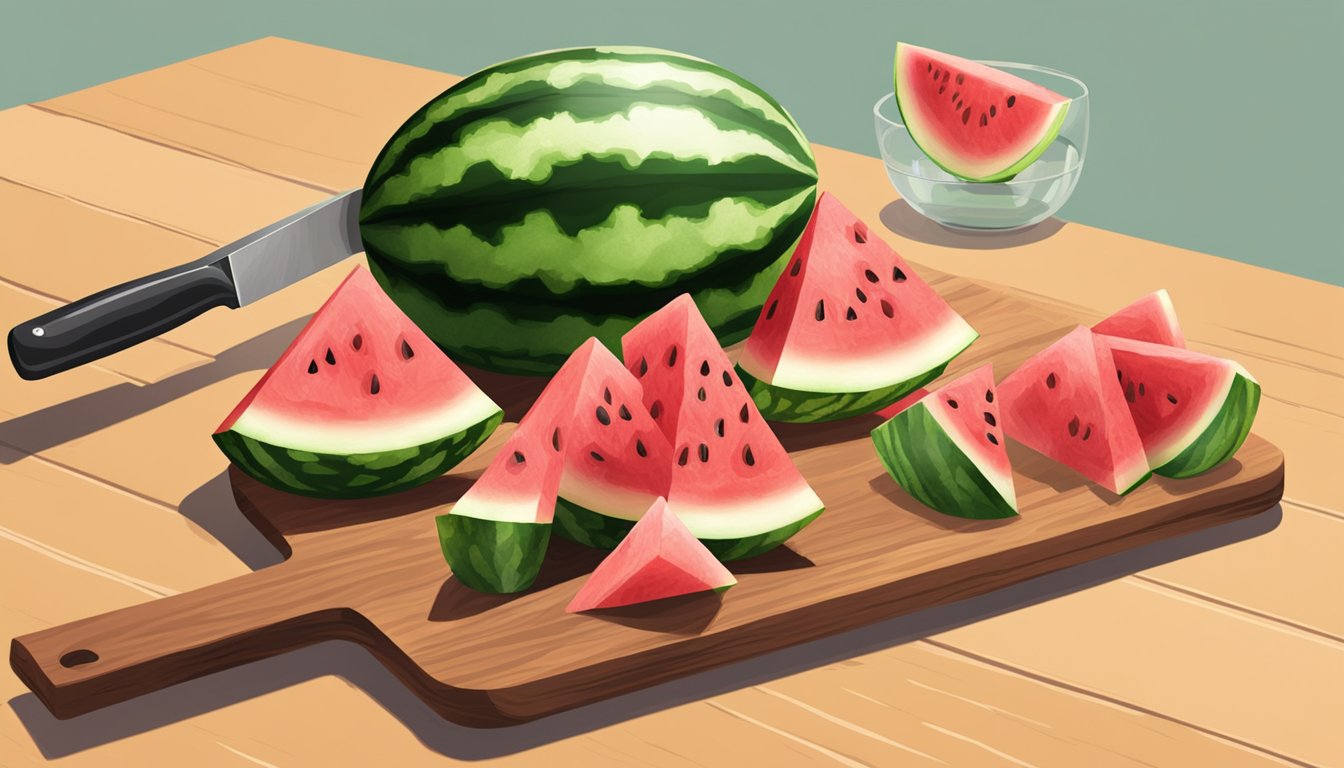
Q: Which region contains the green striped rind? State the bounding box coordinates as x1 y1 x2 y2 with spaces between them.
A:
871 403 1017 519
736 363 948 423
553 498 823 562
368 240 796 375
1153 372 1261 479
212 411 502 499
435 514 552 593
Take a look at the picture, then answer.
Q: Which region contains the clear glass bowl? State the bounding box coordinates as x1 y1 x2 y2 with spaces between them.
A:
874 61 1089 231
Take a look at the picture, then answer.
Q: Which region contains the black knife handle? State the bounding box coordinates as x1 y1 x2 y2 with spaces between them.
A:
7 260 239 380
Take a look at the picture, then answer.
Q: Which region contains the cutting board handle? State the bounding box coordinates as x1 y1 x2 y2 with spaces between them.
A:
9 557 359 719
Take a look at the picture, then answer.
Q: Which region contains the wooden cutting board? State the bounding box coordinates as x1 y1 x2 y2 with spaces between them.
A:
8 268 1284 727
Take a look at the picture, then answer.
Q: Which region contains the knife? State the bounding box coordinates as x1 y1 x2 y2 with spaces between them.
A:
7 189 363 381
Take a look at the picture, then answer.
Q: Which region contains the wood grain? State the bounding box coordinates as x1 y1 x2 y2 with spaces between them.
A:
9 273 1285 725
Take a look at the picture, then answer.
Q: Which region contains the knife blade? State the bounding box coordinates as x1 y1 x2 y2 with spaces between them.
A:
7 189 363 380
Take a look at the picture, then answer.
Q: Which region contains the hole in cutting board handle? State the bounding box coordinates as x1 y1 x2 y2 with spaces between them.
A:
60 649 98 668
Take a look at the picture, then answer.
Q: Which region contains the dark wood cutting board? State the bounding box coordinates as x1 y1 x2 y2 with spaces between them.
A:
9 269 1285 726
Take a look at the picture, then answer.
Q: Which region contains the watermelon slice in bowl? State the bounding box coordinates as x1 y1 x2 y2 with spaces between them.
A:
213 266 503 498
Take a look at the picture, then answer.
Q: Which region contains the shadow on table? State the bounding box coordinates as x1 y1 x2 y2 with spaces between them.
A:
879 200 1066 250
8 504 1282 761
0 317 309 463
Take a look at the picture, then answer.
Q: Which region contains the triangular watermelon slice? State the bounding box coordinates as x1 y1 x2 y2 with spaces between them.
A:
213 266 503 498
622 295 824 560
1093 290 1186 348
567 497 736 613
737 192 978 423
894 43 1070 182
871 364 1016 518
436 418 563 593
999 326 1151 495
1100 335 1260 478
535 339 675 548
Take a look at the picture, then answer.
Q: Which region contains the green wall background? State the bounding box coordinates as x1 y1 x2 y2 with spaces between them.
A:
3 0 1340 285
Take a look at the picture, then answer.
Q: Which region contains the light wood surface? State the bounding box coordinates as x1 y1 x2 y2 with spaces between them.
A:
1 37 1339 766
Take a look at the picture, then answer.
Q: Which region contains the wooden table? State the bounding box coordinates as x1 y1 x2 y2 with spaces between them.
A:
1 38 1339 767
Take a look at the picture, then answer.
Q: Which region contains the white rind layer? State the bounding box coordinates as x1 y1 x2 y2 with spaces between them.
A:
671 483 823 539
453 492 545 525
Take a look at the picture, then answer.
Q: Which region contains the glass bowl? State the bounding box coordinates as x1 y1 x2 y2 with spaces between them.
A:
874 61 1089 231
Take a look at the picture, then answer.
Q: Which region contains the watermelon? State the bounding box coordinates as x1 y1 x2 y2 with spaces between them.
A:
736 192 978 422
213 267 503 498
894 43 1069 182
1093 289 1186 348
871 365 1016 519
621 295 824 560
535 339 676 544
998 326 1151 495
1101 336 1260 478
567 497 736 613
436 420 563 594
359 46 819 375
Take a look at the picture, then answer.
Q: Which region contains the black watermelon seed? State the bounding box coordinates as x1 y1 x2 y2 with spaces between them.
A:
980 113 988 127
957 73 965 85
715 418 725 437
962 107 971 125
351 334 363 351
938 85 946 95
667 346 678 367
650 400 663 419
853 227 867 244
790 259 802 276
743 445 756 466
638 357 648 376
1167 393 1178 405
892 267 907 282
307 359 318 374
603 387 612 404
815 300 825 321
952 91 960 103
325 348 335 365
947 398 958 409
1082 425 1093 441
618 404 632 421
846 307 858 321
1007 95 1016 108
636 439 647 457
927 62 932 72
856 287 868 303
513 451 525 464
590 451 604 462
986 433 1000 446
984 411 996 426
551 427 561 451
1068 416 1080 437
943 70 950 83
1117 368 1124 382
697 386 707 402
369 374 380 395
864 269 880 283
678 447 689 466
881 300 894 318
1138 383 1146 397
1125 381 1137 403
1046 372 1057 389
956 99 964 111
766 300 778 320
700 360 710 376
400 339 414 359
985 389 994 403
698 443 709 462
934 68 941 79
990 104 997 117
740 403 750 423
595 406 611 425
722 371 733 387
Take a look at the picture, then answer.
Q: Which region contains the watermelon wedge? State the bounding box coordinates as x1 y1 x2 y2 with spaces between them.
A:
999 326 1151 495
1093 290 1186 348
1101 335 1260 478
567 497 736 613
213 266 503 498
622 295 824 560
537 339 675 547
737 192 978 423
871 364 1016 518
436 420 563 593
894 43 1070 182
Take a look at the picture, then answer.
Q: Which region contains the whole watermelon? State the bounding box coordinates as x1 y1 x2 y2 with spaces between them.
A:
359 46 818 375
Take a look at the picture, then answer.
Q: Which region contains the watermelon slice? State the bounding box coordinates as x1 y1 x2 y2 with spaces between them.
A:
213 267 503 498
622 295 824 560
736 192 978 423
1093 289 1186 348
871 364 1016 518
999 326 1151 495
894 43 1070 182
1101 335 1260 478
436 419 563 593
536 339 675 547
567 497 736 613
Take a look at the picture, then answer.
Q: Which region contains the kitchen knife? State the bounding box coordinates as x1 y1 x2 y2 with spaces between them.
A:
7 189 363 380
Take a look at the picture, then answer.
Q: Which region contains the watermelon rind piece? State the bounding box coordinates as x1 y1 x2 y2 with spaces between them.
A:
736 359 951 424
213 410 502 498
436 514 551 594
1153 368 1260 478
871 400 1017 519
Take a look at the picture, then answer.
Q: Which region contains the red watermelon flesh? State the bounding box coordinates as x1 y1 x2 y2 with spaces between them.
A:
449 421 563 524
738 192 977 396
894 43 1069 182
926 365 1013 490
623 295 822 550
525 338 673 521
1092 290 1186 348
999 326 1150 495
567 497 736 612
